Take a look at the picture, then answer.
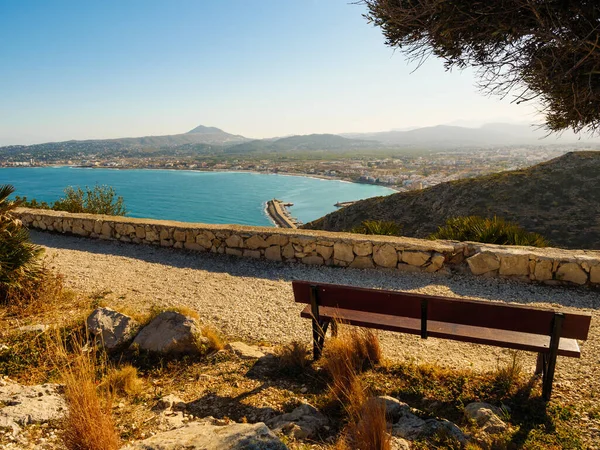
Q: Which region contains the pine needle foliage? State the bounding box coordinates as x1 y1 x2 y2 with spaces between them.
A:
52 185 126 216
430 216 548 247
351 220 403 236
0 185 44 299
364 0 600 135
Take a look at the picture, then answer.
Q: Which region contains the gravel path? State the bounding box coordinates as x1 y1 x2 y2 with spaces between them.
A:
32 231 599 404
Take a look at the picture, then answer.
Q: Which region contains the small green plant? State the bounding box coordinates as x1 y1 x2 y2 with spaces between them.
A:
351 220 403 236
430 216 548 247
0 185 44 300
52 185 126 216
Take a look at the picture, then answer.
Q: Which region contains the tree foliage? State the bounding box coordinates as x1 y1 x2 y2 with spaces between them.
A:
0 185 43 297
18 185 127 216
364 0 600 134
430 216 548 247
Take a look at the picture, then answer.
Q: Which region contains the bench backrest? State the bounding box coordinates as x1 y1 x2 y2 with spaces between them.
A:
292 281 591 340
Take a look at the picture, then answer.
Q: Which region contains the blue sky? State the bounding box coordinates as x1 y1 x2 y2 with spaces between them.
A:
0 0 541 145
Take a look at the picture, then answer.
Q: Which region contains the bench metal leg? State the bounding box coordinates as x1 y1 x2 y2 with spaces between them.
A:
535 353 545 375
540 313 564 402
312 319 329 360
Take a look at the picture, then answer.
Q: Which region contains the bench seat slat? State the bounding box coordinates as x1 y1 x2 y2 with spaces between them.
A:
300 305 581 358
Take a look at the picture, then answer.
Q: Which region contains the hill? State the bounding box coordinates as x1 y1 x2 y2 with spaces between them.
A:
342 123 600 148
223 133 375 154
303 151 600 249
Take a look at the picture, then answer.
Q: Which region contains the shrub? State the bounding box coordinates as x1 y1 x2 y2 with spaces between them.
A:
52 185 126 216
102 364 144 397
0 185 44 300
430 216 548 247
276 341 311 374
351 220 403 236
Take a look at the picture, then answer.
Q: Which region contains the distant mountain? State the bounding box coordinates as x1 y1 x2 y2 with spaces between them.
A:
342 123 600 148
223 134 376 154
0 125 249 158
303 152 600 250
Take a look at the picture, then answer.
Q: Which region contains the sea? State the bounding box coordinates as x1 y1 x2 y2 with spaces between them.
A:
0 167 395 226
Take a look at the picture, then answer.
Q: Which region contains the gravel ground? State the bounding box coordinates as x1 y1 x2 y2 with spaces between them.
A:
32 232 600 407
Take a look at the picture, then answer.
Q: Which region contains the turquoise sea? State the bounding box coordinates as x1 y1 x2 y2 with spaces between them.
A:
0 167 395 226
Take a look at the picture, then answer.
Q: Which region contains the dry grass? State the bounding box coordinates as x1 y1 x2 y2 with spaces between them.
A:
276 341 311 373
59 340 120 450
336 397 392 450
102 364 144 398
492 350 525 396
201 325 225 352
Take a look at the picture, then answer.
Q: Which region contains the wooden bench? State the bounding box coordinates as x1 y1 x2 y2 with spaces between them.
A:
292 281 592 401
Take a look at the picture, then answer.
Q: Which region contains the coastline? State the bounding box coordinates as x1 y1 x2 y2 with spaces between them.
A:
265 199 298 228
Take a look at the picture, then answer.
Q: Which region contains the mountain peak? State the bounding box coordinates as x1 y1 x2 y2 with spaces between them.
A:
187 125 224 134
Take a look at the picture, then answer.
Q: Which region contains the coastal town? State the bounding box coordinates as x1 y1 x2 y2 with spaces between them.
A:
0 145 579 191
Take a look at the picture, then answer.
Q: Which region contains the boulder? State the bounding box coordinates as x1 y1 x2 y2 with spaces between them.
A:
0 379 67 433
467 252 500 275
499 254 530 276
391 437 411 450
121 419 288 450
155 394 187 412
374 396 410 422
333 242 354 263
556 263 588 285
265 245 282 261
267 403 328 440
464 402 508 435
392 410 426 440
373 244 398 268
591 265 600 284
353 242 373 257
87 307 139 349
402 251 431 267
132 311 205 355
226 342 265 360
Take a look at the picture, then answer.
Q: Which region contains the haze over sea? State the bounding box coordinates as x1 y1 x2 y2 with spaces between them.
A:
1 167 394 226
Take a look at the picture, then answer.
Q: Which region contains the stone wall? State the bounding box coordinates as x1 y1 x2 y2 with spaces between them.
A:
15 208 600 287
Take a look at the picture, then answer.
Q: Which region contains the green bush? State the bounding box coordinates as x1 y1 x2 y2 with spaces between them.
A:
51 185 126 216
351 220 403 236
430 216 548 247
0 185 44 298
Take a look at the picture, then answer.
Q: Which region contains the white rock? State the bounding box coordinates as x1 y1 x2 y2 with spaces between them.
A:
0 381 66 433
132 311 205 355
464 402 508 435
87 307 139 349
267 403 327 440
375 396 410 422
121 419 288 450
226 342 265 360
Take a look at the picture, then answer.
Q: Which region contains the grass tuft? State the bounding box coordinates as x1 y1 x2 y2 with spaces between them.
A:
201 325 225 352
101 364 144 398
59 340 120 450
276 341 311 374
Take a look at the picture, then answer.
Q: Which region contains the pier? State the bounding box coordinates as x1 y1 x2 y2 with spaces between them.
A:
334 200 358 208
266 199 299 228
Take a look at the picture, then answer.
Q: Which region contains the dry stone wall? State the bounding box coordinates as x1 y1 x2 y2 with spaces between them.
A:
15 208 600 287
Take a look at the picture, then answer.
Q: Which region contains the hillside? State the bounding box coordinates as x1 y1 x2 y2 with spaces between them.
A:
303 152 600 249
223 133 375 154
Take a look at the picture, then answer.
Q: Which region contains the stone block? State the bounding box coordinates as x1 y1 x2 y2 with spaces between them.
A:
373 244 398 268
225 248 243 257
184 242 204 251
245 235 268 249
101 222 112 237
146 229 158 242
533 259 553 281
282 242 296 259
591 265 600 284
402 250 430 267
316 245 333 260
266 235 288 247
265 245 282 261
83 220 94 232
93 221 103 234
334 242 354 263
467 252 500 275
499 254 530 276
353 242 373 257
243 249 261 258
225 234 243 248
173 230 186 242
302 255 324 265
556 263 588 285
195 234 212 249
350 256 375 269
159 228 170 240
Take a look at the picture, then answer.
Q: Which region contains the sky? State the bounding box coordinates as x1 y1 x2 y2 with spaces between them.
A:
0 0 543 145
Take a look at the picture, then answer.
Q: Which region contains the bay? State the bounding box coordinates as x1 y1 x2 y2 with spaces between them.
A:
0 167 395 226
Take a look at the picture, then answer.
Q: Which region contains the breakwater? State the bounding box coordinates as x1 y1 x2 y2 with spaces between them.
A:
14 207 600 288
266 199 298 228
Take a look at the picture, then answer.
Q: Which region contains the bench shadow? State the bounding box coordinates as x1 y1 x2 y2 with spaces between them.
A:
32 231 600 311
